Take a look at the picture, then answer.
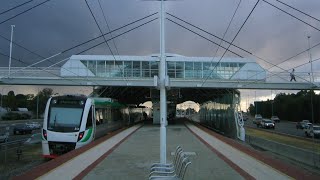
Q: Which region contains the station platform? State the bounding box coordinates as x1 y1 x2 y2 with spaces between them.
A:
13 121 319 180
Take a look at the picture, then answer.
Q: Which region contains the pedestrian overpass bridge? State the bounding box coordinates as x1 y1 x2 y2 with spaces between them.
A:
1 54 318 139
0 54 318 90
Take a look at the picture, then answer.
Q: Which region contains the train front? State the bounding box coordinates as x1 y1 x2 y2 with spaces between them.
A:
42 95 91 158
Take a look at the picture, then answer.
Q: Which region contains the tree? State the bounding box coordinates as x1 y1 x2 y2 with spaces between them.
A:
29 88 54 117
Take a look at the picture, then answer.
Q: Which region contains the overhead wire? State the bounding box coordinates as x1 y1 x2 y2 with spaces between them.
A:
0 0 35 16
0 0 51 25
4 13 158 77
166 18 243 57
97 0 121 97
262 0 320 32
275 0 320 23
201 0 261 87
84 0 129 84
202 0 242 81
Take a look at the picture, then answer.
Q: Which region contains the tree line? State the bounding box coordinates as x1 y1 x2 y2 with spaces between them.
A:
0 88 53 117
248 90 320 123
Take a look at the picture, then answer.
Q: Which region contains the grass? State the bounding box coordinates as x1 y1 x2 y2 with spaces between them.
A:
246 128 320 152
0 144 45 179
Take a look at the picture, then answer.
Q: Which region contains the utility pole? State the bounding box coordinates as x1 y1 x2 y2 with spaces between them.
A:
307 36 314 83
9 25 15 77
159 0 167 164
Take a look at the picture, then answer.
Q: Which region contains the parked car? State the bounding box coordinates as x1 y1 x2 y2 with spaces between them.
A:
260 119 275 129
304 125 320 138
0 133 9 143
26 122 41 129
13 125 33 135
270 116 280 123
296 120 311 129
253 114 263 125
24 133 42 145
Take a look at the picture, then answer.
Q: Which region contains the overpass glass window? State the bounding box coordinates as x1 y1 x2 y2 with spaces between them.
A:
142 61 150 77
115 61 123 77
167 62 175 78
124 61 132 77
88 61 96 75
97 61 105 77
176 62 183 78
133 61 141 77
185 62 193 78
194 62 202 78
150 61 158 77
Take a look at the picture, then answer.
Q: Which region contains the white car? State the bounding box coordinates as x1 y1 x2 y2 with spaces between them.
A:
270 116 280 123
304 125 320 138
26 122 41 129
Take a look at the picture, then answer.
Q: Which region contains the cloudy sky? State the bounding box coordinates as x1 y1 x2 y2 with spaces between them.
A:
1 0 320 109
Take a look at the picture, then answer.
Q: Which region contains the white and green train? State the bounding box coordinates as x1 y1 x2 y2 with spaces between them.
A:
42 95 145 158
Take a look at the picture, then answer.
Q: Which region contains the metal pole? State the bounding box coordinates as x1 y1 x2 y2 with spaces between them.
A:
255 91 257 114
159 0 167 164
9 25 15 77
307 36 314 82
36 88 39 119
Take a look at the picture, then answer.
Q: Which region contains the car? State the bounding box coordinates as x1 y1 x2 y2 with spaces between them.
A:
26 122 41 129
296 120 311 129
0 133 9 143
24 133 42 145
253 114 263 125
260 119 275 129
304 125 320 138
270 116 280 123
13 125 33 135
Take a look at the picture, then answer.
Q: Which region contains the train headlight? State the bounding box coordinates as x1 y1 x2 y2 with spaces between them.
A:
43 129 47 140
78 131 85 141
80 101 84 105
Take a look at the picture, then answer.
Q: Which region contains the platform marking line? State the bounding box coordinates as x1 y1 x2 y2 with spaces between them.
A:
186 123 292 180
37 125 141 180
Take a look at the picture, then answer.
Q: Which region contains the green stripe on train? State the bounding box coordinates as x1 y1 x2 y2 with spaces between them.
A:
81 128 93 142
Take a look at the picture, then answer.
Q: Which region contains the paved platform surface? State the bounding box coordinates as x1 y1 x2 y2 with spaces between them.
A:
83 123 243 180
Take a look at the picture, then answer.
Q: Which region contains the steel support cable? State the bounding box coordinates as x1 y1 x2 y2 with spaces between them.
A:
76 17 158 54
0 0 51 25
166 7 319 86
275 0 320 23
84 0 126 78
166 11 251 54
61 12 158 53
3 16 158 77
241 56 320 88
26 18 158 81
0 12 157 68
0 0 35 16
166 18 243 57
97 0 122 97
262 0 320 32
203 0 242 82
97 0 120 57
237 41 320 87
201 0 261 87
0 50 66 78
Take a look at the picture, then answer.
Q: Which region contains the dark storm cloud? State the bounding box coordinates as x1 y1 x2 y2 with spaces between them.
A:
0 0 319 73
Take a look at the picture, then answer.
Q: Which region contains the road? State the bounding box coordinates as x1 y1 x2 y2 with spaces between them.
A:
244 118 317 140
0 120 42 143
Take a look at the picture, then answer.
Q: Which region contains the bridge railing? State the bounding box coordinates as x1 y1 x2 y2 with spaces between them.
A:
266 72 320 83
0 67 60 78
1 67 319 83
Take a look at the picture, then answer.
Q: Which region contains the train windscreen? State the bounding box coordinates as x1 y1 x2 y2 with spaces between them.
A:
47 98 85 132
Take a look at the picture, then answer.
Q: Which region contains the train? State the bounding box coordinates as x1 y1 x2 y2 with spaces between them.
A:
42 95 147 158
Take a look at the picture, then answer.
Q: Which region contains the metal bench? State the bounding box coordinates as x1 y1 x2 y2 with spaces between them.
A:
149 152 191 180
150 146 183 172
